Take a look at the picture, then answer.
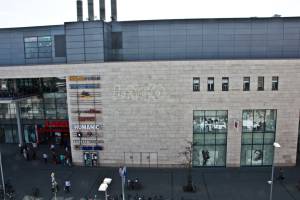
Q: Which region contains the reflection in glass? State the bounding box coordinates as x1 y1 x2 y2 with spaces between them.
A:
193 110 227 167
253 110 265 132
242 110 253 132
241 109 276 166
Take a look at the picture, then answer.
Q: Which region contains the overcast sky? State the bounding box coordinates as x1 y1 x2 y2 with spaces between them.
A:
0 0 299 28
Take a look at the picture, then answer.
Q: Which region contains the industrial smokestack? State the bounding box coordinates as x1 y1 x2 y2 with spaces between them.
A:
111 0 117 21
88 0 95 21
99 0 106 21
77 0 83 21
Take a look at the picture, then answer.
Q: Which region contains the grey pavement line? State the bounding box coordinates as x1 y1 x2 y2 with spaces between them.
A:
170 170 174 200
86 173 102 199
202 173 211 200
280 182 298 200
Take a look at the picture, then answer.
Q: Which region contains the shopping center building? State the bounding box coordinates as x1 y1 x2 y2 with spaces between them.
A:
0 0 300 168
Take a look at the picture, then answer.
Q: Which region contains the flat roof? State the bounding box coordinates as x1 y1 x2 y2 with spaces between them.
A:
1 16 300 31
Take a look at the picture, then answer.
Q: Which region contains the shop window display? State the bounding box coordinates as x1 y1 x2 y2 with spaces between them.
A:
193 110 227 167
241 109 276 166
0 77 68 144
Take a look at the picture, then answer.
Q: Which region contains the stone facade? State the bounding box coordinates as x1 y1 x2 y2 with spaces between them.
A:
0 59 299 167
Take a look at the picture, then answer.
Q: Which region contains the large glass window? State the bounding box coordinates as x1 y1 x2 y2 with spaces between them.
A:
193 110 227 167
241 109 277 166
24 36 52 59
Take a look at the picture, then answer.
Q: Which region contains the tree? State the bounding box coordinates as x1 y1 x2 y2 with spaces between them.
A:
179 140 196 192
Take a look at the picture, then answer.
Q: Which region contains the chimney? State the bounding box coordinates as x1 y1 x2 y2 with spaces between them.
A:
76 0 83 21
88 0 95 21
99 0 106 21
111 0 117 21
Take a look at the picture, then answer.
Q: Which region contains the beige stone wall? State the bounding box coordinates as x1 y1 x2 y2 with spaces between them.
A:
0 59 299 167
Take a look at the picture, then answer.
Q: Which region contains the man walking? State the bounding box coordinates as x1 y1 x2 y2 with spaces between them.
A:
43 153 48 164
64 180 71 193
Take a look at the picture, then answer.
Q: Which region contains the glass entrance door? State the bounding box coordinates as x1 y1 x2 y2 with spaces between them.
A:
83 152 98 167
0 125 18 143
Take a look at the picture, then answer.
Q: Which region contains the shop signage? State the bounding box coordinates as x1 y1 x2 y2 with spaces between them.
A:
69 76 101 81
37 128 69 133
70 84 101 89
72 124 103 130
72 139 104 144
73 145 103 150
78 116 96 121
45 120 69 128
71 109 102 114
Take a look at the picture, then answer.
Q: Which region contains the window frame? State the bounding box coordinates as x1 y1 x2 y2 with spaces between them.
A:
272 76 279 91
222 77 229 91
207 77 214 92
193 77 200 92
24 36 52 59
243 77 250 91
257 76 264 91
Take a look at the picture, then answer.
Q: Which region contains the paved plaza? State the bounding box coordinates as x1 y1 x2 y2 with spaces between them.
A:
1 144 300 200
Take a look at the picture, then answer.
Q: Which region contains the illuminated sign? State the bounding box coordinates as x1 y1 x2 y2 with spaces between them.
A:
45 120 69 128
69 76 101 81
78 116 96 121
72 109 102 114
70 84 101 89
72 124 103 130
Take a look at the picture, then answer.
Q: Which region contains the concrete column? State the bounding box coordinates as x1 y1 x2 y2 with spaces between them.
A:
111 0 117 21
226 108 242 167
15 102 23 145
88 0 95 21
77 0 83 22
99 0 105 21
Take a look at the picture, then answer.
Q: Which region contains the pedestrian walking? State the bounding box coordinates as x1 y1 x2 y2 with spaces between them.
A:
32 150 37 160
64 180 71 192
18 143 23 154
50 144 55 151
52 152 57 164
60 154 65 165
277 168 285 181
32 142 37 149
84 153 88 166
23 148 27 160
43 153 48 164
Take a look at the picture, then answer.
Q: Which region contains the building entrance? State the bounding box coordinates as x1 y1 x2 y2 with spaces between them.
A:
83 152 98 166
36 120 70 145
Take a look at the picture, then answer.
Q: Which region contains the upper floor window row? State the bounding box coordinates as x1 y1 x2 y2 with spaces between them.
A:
193 77 228 92
24 36 52 59
193 76 279 92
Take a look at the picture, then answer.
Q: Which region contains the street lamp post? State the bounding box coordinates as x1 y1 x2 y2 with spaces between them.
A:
0 152 6 200
269 142 281 200
119 166 127 200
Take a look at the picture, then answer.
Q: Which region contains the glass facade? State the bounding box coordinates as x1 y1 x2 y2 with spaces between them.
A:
0 104 18 143
0 77 67 144
241 109 277 166
24 36 52 59
193 110 227 167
